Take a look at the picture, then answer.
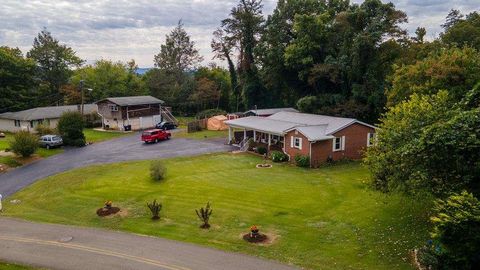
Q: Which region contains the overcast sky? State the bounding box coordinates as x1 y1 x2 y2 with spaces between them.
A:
0 0 478 67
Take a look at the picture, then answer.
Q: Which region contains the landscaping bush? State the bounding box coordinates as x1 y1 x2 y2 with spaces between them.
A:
247 138 256 151
147 199 162 220
58 111 85 147
271 151 288 162
295 155 310 167
257 146 267 155
35 124 57 136
9 131 38 157
196 109 226 119
84 112 102 128
195 202 213 229
430 191 480 269
150 160 166 181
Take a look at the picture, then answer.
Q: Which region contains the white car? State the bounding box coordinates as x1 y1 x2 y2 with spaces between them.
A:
39 135 63 149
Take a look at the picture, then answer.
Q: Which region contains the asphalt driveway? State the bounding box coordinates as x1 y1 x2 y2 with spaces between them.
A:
0 218 297 270
0 133 233 197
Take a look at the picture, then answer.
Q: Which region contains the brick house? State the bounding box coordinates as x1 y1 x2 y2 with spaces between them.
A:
225 111 376 167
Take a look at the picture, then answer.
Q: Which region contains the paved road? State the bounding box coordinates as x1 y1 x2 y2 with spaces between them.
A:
0 133 233 197
0 218 297 270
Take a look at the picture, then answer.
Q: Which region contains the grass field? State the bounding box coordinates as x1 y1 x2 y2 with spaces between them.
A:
0 261 42 270
173 129 228 140
3 154 432 270
83 129 129 143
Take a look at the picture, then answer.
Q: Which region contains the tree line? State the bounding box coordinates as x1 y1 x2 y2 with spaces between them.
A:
1 1 479 121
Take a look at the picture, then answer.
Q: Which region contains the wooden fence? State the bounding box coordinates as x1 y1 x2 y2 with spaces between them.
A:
187 118 208 133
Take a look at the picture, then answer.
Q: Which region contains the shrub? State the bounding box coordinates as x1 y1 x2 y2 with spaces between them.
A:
9 131 38 157
196 109 227 119
35 124 57 136
147 199 162 220
430 191 480 269
295 155 310 167
195 202 213 229
150 160 166 181
247 138 256 151
271 151 288 162
58 111 85 147
257 146 267 155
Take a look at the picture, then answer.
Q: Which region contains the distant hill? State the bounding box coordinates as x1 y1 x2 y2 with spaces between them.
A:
136 68 153 75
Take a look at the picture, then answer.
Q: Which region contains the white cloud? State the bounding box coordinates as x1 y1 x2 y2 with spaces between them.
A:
0 0 476 67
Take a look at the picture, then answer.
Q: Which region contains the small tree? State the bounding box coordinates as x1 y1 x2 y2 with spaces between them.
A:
147 199 162 220
195 202 213 229
10 131 38 157
150 160 166 181
57 111 85 147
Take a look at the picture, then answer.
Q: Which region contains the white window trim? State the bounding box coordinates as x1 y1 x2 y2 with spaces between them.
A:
333 136 345 152
367 133 375 147
110 105 119 112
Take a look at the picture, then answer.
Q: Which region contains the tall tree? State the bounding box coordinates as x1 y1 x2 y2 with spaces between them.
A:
219 0 266 110
0 47 38 112
441 11 480 51
27 28 83 106
154 21 203 72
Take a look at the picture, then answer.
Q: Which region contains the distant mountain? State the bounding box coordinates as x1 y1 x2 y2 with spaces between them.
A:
136 68 153 75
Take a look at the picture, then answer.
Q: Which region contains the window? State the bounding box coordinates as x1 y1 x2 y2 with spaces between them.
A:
333 136 345 151
367 132 375 146
291 136 302 150
109 105 118 111
14 120 21 127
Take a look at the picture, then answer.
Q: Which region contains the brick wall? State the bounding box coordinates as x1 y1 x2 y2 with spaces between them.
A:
311 123 375 166
284 130 310 160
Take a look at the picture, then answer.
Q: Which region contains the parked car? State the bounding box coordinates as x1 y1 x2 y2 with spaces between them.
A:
39 135 63 149
155 121 177 130
141 129 171 143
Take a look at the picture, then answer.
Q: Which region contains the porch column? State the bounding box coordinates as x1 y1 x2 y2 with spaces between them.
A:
268 133 271 147
228 127 232 143
253 130 256 141
243 129 247 140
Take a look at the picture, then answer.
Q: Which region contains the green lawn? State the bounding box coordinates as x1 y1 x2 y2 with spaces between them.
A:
0 261 43 270
3 154 432 270
83 129 129 143
173 129 228 140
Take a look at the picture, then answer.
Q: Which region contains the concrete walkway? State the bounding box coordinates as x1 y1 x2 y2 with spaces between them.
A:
0 218 297 270
0 133 233 197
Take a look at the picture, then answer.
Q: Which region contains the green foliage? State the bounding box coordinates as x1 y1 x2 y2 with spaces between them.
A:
154 21 203 72
9 131 38 158
150 160 166 181
147 199 162 220
27 28 83 106
195 109 226 119
387 47 480 107
365 88 480 195
271 151 288 162
35 124 57 136
294 155 310 168
0 46 38 113
70 59 147 103
57 111 85 147
256 146 267 155
195 202 213 229
441 11 480 51
430 191 480 269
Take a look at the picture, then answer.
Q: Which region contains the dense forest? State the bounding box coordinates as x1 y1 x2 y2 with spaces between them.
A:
1 0 479 123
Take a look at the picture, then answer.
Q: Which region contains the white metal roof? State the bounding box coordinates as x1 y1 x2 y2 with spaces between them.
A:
225 116 299 135
245 107 298 116
225 111 376 141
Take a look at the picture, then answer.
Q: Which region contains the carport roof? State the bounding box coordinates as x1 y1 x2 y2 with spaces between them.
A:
96 96 164 106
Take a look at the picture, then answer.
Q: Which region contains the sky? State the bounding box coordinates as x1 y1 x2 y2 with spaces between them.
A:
0 0 478 67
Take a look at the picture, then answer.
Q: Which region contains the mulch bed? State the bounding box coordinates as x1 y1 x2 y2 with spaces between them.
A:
256 164 272 168
243 233 268 243
96 207 120 217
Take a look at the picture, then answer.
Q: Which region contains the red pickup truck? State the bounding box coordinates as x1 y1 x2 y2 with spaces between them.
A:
141 129 171 143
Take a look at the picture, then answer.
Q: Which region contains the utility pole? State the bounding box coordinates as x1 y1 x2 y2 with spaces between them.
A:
80 80 85 115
